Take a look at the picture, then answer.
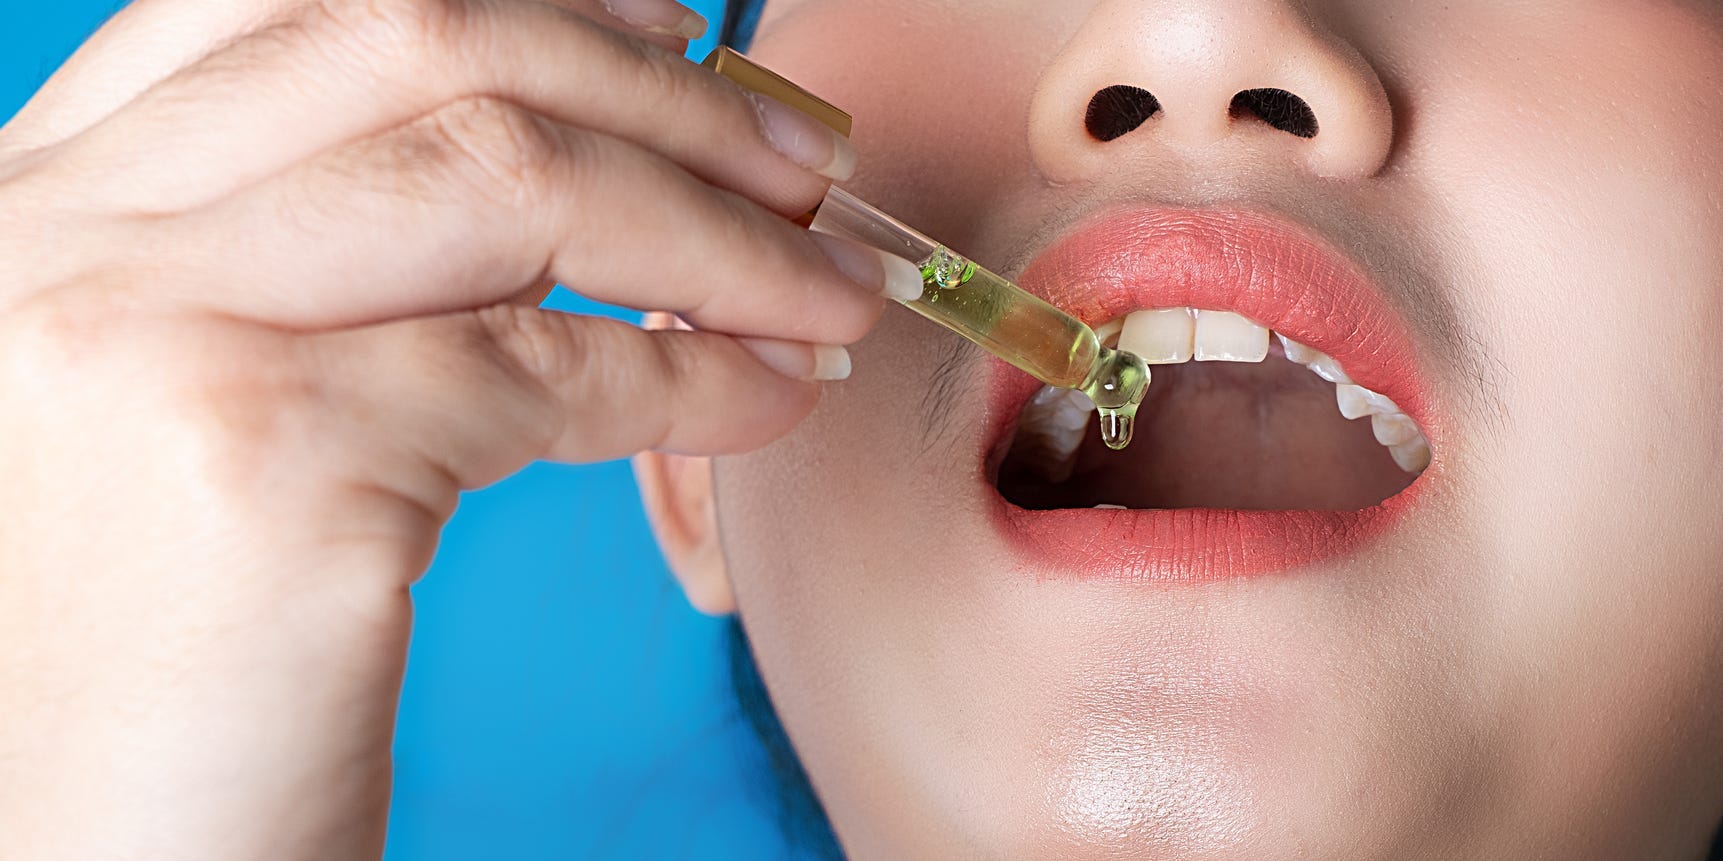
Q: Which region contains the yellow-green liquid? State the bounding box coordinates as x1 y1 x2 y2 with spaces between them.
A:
915 248 1149 449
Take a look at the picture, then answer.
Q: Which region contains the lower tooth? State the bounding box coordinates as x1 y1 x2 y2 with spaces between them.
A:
1094 503 1128 510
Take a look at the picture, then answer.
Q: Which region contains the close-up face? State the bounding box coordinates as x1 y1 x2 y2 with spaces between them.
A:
657 1 1723 857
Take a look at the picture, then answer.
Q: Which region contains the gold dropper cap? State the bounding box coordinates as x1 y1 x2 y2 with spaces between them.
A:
703 47 853 137
704 47 850 226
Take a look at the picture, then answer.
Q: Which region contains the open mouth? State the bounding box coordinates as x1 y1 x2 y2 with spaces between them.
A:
996 310 1428 512
984 208 1436 581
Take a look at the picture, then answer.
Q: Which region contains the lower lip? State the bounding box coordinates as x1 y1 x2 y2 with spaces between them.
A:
994 495 1419 582
983 370 1426 582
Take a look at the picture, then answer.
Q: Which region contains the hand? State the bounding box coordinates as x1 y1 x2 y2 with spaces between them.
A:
0 1 905 857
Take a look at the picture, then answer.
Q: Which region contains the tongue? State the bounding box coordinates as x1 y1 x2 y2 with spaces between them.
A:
1000 360 1414 511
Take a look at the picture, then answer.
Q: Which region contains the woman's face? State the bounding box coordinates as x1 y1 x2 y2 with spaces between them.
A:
678 0 1723 856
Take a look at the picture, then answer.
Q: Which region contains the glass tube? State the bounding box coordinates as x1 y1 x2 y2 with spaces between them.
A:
808 187 1149 421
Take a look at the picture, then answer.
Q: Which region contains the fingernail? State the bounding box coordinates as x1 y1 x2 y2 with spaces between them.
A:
809 233 925 302
601 0 708 39
748 92 858 181
812 344 852 381
740 339 852 382
878 252 927 302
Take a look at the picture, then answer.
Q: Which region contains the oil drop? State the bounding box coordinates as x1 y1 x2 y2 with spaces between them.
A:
1082 348 1149 451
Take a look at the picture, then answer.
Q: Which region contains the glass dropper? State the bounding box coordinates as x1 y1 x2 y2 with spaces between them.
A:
809 187 1150 449
699 46 1149 448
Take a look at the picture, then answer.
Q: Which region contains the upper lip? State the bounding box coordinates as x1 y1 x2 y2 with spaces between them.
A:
1015 206 1429 427
980 205 1439 580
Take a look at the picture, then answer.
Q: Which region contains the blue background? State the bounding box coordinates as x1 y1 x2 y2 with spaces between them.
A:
0 2 800 858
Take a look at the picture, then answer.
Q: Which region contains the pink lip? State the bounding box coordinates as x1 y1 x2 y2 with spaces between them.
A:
987 208 1438 582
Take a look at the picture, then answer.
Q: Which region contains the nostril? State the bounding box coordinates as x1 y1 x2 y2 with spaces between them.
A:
1085 85 1162 142
1230 88 1320 138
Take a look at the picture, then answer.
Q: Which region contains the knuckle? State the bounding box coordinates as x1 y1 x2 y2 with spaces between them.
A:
463 305 572 436
555 126 622 201
611 33 758 162
471 304 584 384
653 331 703 391
420 97 564 206
623 35 697 106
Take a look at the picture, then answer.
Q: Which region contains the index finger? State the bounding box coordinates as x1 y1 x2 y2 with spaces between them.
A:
24 0 848 217
0 0 699 156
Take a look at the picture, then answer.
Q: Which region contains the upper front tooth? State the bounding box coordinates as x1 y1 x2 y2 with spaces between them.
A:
1336 384 1399 420
1118 309 1195 364
1193 311 1270 362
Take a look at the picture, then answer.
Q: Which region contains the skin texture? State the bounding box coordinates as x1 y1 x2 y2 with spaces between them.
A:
639 0 1723 858
0 0 1716 858
0 0 898 858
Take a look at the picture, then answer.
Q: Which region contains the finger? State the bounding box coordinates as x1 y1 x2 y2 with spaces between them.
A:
579 0 708 43
0 0 698 156
160 101 910 345
310 305 842 492
28 0 841 217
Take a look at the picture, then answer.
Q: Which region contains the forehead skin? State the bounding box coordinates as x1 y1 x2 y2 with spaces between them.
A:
711 2 1723 858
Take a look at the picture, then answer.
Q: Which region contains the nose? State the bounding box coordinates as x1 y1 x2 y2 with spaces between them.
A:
1028 0 1394 181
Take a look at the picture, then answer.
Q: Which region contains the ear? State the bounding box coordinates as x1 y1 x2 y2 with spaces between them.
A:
633 449 735 616
632 312 735 616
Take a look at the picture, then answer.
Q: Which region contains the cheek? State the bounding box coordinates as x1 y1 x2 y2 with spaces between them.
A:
719 0 1723 854
1379 0 1723 780
1399 4 1723 560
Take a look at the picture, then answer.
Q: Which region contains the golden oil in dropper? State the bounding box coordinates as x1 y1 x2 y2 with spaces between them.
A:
916 246 1149 450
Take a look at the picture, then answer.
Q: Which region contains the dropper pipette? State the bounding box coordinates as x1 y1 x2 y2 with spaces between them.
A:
807 187 1149 449
703 48 1150 448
